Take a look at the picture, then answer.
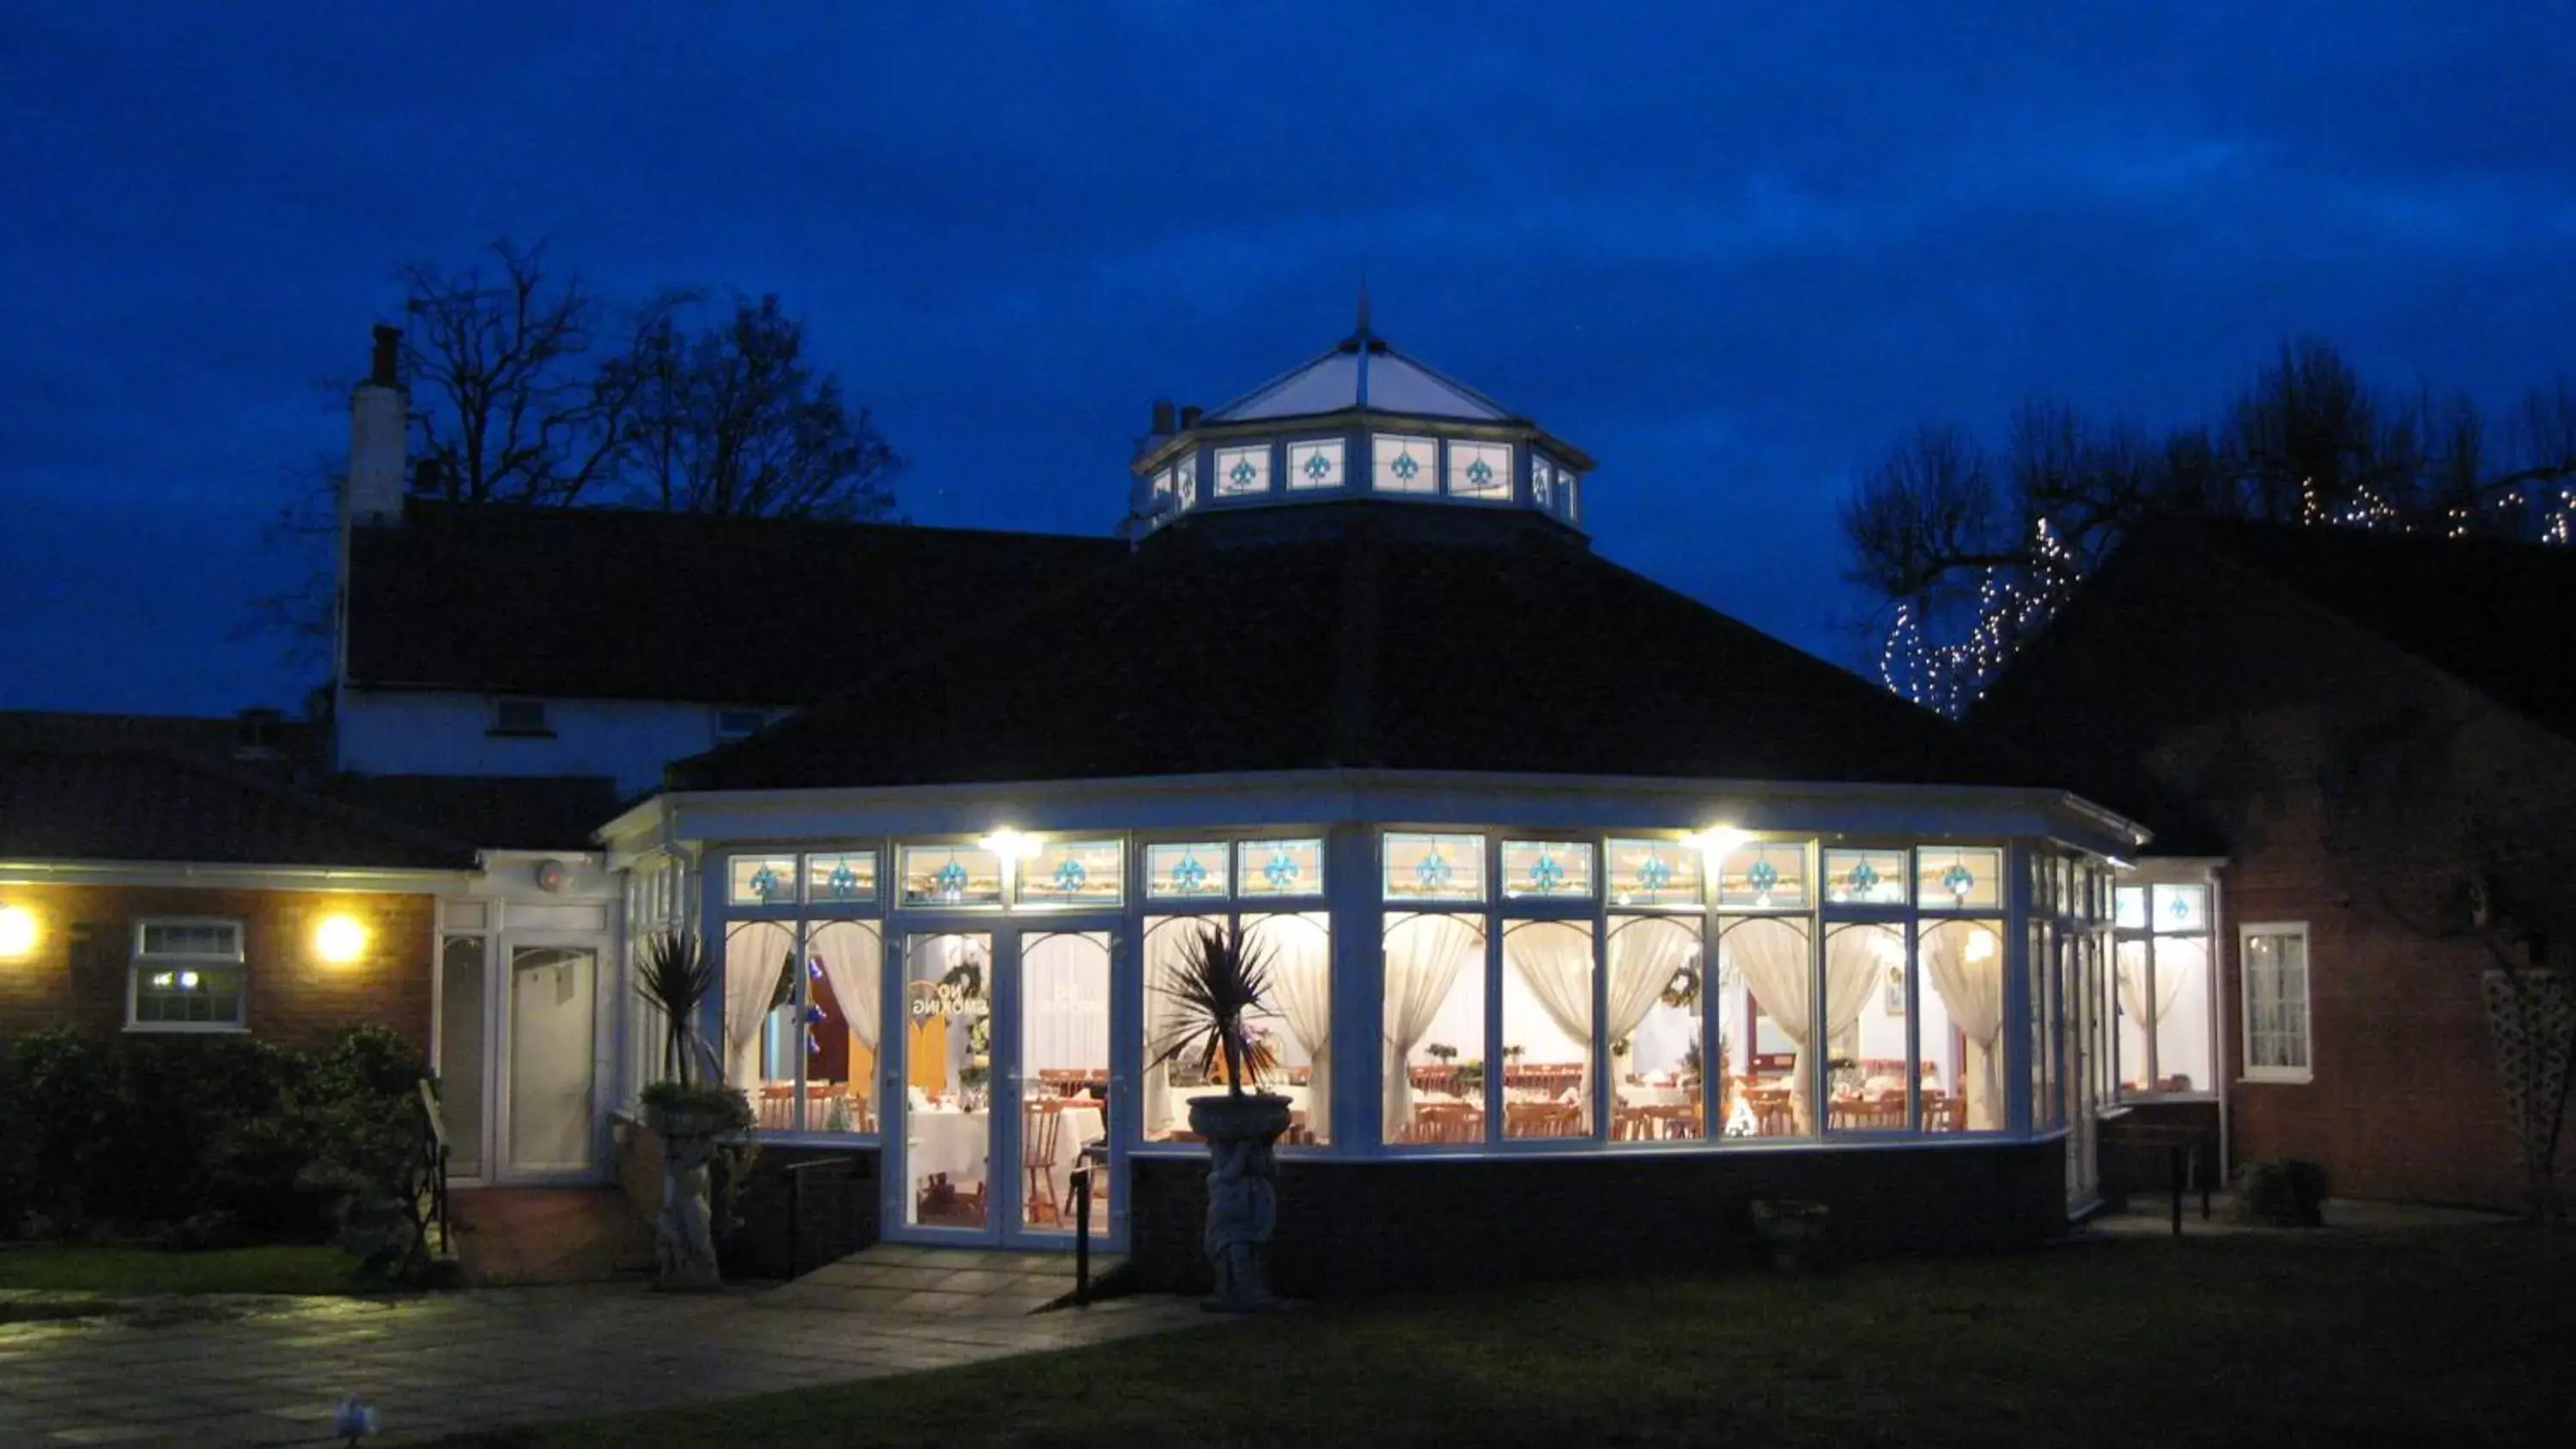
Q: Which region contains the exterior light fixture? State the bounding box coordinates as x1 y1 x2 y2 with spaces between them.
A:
976 829 1039 862
314 913 368 964
1678 826 1749 858
0 905 36 959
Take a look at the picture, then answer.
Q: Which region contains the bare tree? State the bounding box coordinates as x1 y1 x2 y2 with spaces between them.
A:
620 295 901 520
1847 340 2576 712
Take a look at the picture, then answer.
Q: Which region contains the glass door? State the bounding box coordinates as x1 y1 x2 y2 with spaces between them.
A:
503 943 598 1176
889 928 1121 1246
896 931 999 1239
1005 931 1115 1248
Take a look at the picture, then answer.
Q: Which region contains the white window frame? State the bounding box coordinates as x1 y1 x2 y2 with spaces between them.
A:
2239 920 2312 1084
127 916 249 1034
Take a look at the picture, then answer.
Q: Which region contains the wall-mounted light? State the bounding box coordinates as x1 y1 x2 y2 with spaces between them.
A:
0 904 37 959
1678 825 1748 858
314 913 368 964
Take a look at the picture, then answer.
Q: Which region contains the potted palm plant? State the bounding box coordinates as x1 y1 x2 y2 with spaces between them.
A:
634 931 753 1290
1151 920 1291 1311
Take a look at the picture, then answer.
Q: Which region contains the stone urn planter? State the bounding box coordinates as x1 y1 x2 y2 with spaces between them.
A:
643 1094 746 1291
1188 1091 1293 1312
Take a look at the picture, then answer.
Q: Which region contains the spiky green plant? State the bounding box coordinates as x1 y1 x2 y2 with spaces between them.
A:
1149 921 1275 1098
635 931 716 1086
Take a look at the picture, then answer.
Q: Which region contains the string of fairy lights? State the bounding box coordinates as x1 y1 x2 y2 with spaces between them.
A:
1880 484 2576 716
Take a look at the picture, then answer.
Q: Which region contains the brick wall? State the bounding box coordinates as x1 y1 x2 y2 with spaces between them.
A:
0 882 434 1051
1128 1141 2066 1299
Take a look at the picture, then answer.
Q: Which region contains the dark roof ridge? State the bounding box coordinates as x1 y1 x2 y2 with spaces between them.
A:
0 746 480 870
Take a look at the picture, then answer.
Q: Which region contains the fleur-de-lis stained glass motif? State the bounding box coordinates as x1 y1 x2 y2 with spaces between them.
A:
825 860 862 899
1303 451 1334 482
1053 857 1089 894
1172 850 1209 894
1941 861 1976 900
1464 457 1495 490
1528 848 1566 894
749 864 786 904
2168 891 2193 923
1391 450 1420 482
1847 860 1880 894
1414 846 1453 892
1229 457 1259 489
1637 852 1673 895
933 853 969 903
1747 854 1781 896
1264 846 1301 891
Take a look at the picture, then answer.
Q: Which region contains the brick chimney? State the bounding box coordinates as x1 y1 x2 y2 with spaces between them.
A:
344 324 406 530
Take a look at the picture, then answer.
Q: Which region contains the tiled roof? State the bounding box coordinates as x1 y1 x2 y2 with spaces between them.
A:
344 500 1127 701
674 502 2043 793
0 749 477 870
320 773 623 852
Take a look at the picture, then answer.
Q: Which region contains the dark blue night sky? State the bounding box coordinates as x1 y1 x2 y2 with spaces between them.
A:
5 3 2572 715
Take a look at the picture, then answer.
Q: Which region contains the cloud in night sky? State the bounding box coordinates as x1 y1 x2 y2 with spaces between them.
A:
3 2 2571 712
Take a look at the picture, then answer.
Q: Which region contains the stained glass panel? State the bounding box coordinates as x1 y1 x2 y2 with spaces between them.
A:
1286 439 1345 491
803 851 878 906
1238 838 1324 898
1213 444 1270 497
729 855 800 906
1500 840 1595 900
1820 848 1906 906
1175 452 1199 511
1531 458 1554 510
1016 839 1123 906
1715 840 1807 909
1447 441 1512 500
2114 886 2147 931
1373 433 1439 494
1145 842 1230 900
1382 832 1486 903
1917 846 2005 910
2151 883 2208 933
1605 838 1704 908
897 845 1004 908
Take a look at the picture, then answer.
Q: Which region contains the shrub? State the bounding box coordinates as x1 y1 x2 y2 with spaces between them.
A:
2241 1157 2330 1228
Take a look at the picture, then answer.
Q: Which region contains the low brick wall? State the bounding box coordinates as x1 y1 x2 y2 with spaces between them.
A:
613 1121 883 1279
2099 1101 2224 1207
1130 1139 2068 1298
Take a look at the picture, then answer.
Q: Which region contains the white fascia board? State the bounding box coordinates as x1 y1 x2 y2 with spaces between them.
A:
629 768 2148 858
0 858 471 893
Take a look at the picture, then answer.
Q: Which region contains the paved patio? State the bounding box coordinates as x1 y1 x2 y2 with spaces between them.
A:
0 1281 1208 1446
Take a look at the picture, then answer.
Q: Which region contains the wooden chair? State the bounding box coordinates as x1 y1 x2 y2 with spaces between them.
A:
1020 1101 1063 1227
1748 1088 1796 1137
1508 1100 1583 1139
1412 1101 1483 1143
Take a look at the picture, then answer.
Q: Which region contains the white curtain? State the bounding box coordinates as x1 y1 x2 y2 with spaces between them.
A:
1820 928 1887 1093
1142 925 1189 1137
1382 914 1480 1135
723 922 793 1092
808 922 881 1127
1251 914 1332 1137
1728 919 1814 1131
2117 955 2184 1032
1505 924 1593 1106
1925 923 2006 1129
1606 919 1692 1090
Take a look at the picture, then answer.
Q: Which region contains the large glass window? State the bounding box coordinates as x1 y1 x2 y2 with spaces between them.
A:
1382 912 1487 1144
1607 916 1704 1142
2242 923 2312 1082
1722 916 1814 1137
1501 920 1594 1138
1143 912 1332 1146
1917 919 2008 1130
2115 883 2215 1095
1823 923 1907 1131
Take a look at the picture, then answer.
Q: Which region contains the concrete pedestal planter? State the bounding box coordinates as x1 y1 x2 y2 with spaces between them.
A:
1188 1092 1292 1312
644 1094 749 1291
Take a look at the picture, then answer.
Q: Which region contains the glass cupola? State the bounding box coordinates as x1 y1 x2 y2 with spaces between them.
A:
1124 306 1595 538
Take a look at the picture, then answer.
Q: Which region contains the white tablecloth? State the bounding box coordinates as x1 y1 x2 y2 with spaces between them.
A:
1619 1082 1691 1107
905 1102 1106 1198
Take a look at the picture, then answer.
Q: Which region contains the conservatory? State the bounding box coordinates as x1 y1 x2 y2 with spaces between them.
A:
600 318 2145 1291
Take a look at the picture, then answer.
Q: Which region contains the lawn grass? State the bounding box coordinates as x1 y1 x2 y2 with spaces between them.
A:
433 1227 2576 1447
0 1243 364 1295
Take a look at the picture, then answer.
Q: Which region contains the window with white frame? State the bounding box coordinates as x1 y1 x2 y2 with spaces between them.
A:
1372 433 1439 494
717 848 887 1136
130 919 247 1030
2241 923 2312 1082
1212 443 1271 498
2114 882 2215 1094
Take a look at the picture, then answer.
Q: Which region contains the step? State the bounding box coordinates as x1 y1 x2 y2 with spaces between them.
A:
758 1242 1130 1316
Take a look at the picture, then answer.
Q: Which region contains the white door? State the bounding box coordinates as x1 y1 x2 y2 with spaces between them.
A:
505 943 598 1175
